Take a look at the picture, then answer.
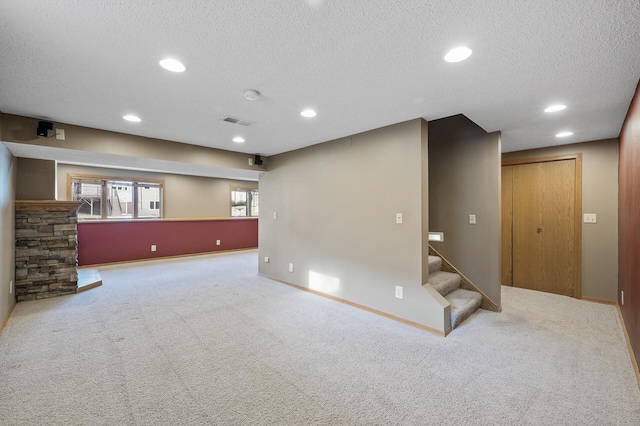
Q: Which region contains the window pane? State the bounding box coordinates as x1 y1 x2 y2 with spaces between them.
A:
107 181 134 219
137 184 161 218
231 190 247 217
72 181 102 220
249 189 259 217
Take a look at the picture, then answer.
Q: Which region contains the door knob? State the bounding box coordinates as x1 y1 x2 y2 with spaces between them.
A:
537 228 542 234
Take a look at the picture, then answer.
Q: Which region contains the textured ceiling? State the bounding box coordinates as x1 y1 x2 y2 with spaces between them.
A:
1 0 639 167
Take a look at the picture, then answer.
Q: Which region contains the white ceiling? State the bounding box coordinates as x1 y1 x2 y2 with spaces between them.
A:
1 0 639 169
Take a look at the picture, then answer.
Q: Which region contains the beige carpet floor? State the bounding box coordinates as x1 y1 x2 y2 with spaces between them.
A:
1 249 638 425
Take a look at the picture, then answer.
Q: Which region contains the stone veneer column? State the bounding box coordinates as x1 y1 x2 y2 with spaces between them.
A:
15 200 82 301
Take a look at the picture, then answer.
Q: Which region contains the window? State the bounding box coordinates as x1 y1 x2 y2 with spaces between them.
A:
107 181 134 219
231 186 258 217
137 184 162 218
71 180 103 220
70 175 163 220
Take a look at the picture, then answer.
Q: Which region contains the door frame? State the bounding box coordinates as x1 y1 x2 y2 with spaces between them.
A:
502 154 582 298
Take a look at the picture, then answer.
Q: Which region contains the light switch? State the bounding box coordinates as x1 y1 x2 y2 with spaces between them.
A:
273 212 277 220
396 213 403 224
288 263 294 273
469 214 476 225
395 286 404 299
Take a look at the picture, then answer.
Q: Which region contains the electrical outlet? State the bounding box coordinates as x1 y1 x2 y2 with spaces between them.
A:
396 213 403 224
248 158 254 166
621 290 624 306
55 128 65 140
469 214 477 225
395 285 403 299
151 245 157 252
584 213 597 223
288 263 294 273
273 212 277 220
264 257 270 263
9 280 13 295
216 240 221 246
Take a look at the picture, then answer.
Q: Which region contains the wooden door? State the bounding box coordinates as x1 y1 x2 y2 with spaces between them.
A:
501 165 513 285
502 156 581 298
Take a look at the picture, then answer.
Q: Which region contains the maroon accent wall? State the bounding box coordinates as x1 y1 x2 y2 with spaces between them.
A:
78 219 258 266
619 80 640 370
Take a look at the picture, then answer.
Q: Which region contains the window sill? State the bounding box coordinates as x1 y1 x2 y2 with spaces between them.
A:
77 216 258 223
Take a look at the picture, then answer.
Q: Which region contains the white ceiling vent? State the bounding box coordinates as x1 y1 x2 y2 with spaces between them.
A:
222 116 253 127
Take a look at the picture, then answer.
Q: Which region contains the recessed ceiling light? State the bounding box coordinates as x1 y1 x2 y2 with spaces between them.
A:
556 131 573 138
159 58 186 73
123 115 141 122
306 0 324 8
232 136 245 143
545 104 567 113
243 89 261 101
444 46 472 63
300 109 317 118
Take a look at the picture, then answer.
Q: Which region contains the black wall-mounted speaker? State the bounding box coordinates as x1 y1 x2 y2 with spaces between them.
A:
254 154 263 166
37 121 53 137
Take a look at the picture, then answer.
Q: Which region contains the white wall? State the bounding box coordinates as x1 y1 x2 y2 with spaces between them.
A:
259 119 449 332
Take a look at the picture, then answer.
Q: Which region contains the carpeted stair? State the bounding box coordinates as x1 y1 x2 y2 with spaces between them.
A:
427 255 482 329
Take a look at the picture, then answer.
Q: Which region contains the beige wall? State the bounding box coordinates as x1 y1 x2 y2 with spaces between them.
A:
258 119 450 332
57 164 257 219
0 142 16 324
420 119 431 282
1 114 266 172
428 115 502 306
502 139 619 301
16 158 56 200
